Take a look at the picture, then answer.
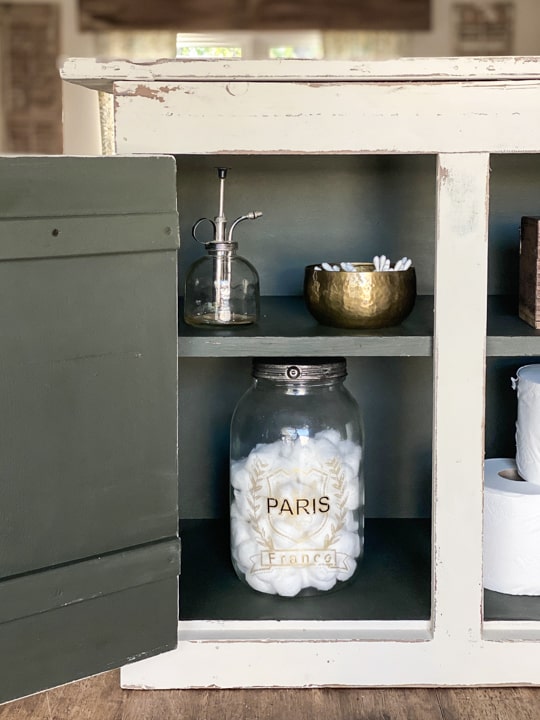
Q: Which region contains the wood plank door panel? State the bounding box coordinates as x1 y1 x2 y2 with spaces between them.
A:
0 156 180 704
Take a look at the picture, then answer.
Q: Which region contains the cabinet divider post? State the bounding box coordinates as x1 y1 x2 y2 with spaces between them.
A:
432 152 490 643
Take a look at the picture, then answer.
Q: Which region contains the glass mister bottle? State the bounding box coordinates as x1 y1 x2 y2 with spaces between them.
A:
230 357 364 597
184 167 262 327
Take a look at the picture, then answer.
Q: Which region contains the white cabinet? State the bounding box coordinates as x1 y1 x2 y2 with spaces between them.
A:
62 56 540 686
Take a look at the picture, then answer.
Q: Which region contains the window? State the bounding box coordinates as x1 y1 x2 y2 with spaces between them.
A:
175 32 324 59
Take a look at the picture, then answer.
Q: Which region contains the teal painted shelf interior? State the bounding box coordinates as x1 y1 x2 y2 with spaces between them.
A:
175 153 540 626
180 519 431 622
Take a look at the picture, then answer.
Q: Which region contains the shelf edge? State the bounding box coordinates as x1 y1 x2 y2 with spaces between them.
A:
177 619 432 643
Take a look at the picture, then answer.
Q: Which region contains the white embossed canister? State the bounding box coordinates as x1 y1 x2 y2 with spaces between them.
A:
230 357 364 597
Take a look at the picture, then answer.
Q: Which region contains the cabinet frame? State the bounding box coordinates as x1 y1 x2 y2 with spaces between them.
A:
62 57 540 686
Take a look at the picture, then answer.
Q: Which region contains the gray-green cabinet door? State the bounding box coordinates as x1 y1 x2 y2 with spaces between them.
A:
0 156 180 704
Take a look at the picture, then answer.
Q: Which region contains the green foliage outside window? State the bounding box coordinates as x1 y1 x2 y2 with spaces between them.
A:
177 46 242 58
269 46 296 59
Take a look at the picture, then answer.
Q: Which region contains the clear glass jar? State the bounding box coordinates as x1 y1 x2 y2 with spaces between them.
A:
184 242 259 326
230 357 364 597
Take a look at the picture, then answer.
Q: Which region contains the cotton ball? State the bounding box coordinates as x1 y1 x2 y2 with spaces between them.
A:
230 497 260 528
271 509 315 552
231 540 245 572
296 445 327 480
277 442 293 461
309 564 334 581
316 429 342 447
310 574 337 592
333 530 362 560
345 513 360 533
339 440 362 469
336 556 358 582
304 565 338 592
234 539 259 573
270 515 296 544
230 499 242 521
296 510 329 540
230 460 250 491
294 439 316 465
296 457 325 491
230 515 251 546
270 568 304 597
342 460 359 481
275 452 298 477
268 480 297 506
245 572 277 595
330 530 361 582
341 470 361 510
248 440 281 468
313 436 341 464
298 567 314 590
352 532 363 558
231 488 252 518
271 535 294 552
281 436 312 466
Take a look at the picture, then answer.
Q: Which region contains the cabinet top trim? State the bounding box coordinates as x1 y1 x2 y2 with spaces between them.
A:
61 56 540 93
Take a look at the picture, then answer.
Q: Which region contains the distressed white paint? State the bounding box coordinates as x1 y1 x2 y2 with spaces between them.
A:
110 79 540 155
121 623 540 688
61 58 540 687
61 56 540 93
432 153 490 643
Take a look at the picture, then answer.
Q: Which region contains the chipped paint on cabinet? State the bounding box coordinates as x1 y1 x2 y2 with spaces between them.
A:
60 57 540 687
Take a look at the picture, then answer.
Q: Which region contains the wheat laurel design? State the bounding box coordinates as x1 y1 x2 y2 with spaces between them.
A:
323 457 350 549
246 457 274 551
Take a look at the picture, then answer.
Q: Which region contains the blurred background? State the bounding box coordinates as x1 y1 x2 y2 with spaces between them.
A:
0 0 536 154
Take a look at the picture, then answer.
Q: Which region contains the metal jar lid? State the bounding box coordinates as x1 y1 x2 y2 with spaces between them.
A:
253 357 347 382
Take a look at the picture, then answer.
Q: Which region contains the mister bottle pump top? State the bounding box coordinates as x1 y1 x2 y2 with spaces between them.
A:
192 167 262 247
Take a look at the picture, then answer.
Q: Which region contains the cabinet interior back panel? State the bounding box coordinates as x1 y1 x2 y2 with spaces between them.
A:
178 357 433 519
485 358 522 460
483 157 540 456
176 154 540 523
489 154 540 296
176 155 437 296
177 153 540 300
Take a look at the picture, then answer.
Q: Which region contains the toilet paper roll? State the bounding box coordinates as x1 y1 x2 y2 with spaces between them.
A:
515 364 540 485
484 458 540 595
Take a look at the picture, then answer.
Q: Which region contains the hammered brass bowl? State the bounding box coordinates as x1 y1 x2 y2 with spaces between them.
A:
304 262 416 329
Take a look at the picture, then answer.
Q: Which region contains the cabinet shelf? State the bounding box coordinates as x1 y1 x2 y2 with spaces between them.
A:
179 518 431 622
179 295 540 359
485 590 540 622
487 295 540 356
178 295 434 357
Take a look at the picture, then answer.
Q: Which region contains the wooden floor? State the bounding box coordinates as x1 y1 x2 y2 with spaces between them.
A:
2 671 540 719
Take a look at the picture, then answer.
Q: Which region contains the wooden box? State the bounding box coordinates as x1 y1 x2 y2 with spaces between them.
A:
519 216 540 328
